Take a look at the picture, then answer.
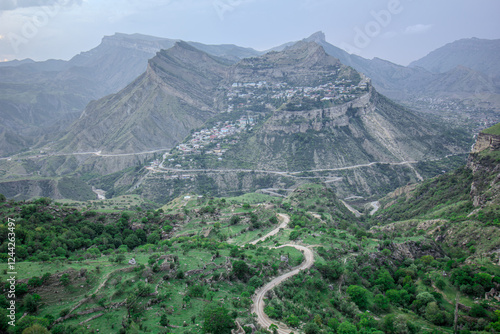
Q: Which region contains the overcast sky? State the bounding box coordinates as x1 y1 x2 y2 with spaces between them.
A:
0 0 499 65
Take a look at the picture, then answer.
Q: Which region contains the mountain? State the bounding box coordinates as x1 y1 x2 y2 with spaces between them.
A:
371 122 500 261
298 32 500 121
375 121 500 222
0 58 36 67
0 33 261 157
2 32 498 159
57 40 467 159
55 42 232 154
0 36 477 202
132 41 469 203
1 40 465 203
409 38 500 79
215 42 465 171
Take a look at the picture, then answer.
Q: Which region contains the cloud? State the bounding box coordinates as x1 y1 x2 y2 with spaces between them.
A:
403 24 433 35
213 0 255 20
0 0 83 11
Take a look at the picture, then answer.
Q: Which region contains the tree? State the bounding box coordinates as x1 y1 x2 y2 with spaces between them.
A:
374 293 390 311
147 231 160 244
425 302 445 325
59 273 70 286
0 308 9 332
375 270 395 291
285 314 300 328
230 215 240 225
420 255 434 265
347 285 370 309
116 254 126 264
382 314 396 334
55 247 67 257
436 278 446 290
338 321 358 334
317 260 343 280
470 304 486 317
358 312 376 331
393 316 410 334
490 310 500 331
303 322 320 334
15 316 50 334
327 318 340 332
188 285 204 298
160 314 169 327
232 260 249 280
23 294 40 314
201 303 235 334
22 324 50 334
249 276 263 288
124 234 140 250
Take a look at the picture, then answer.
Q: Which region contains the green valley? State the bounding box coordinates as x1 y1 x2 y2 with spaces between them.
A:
1 127 500 333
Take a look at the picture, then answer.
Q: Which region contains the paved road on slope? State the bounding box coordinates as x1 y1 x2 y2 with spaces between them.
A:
2 148 170 161
248 213 314 333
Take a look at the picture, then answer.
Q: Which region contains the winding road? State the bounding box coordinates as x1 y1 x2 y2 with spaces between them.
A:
250 213 290 245
248 213 315 333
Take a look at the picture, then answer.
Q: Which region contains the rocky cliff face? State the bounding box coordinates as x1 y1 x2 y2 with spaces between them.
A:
387 240 445 261
467 128 500 208
223 84 467 172
471 133 500 153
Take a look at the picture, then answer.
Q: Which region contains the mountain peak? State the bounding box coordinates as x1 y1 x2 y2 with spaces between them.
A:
409 37 500 76
305 31 326 43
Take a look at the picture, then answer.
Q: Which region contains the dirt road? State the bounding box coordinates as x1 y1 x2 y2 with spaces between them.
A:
249 214 314 333
250 213 289 245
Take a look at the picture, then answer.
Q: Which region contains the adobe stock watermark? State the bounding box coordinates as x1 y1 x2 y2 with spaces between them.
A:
6 218 16 327
8 0 78 54
213 0 252 20
341 0 411 54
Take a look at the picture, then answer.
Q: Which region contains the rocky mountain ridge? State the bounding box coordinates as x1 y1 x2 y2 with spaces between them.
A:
299 33 500 123
54 42 231 154
0 33 260 157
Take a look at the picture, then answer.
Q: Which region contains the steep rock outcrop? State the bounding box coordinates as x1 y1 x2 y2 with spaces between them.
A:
386 240 445 261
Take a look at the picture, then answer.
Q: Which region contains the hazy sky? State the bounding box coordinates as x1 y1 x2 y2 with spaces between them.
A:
0 0 499 65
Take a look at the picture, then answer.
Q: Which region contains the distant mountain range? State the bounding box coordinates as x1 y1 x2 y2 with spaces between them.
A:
4 38 462 203
0 33 260 156
1 32 499 157
409 37 500 80
52 40 466 161
303 32 500 101
0 31 498 202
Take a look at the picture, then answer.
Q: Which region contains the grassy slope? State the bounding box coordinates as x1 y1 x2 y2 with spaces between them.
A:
481 122 500 135
2 183 500 333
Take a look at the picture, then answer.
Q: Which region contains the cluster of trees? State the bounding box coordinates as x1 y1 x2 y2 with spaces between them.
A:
0 198 176 262
374 167 474 223
265 248 500 333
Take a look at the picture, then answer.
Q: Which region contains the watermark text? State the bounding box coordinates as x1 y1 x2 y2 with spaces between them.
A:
6 218 16 327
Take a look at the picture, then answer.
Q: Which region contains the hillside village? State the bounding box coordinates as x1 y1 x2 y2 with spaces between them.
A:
151 116 257 171
177 117 255 155
152 75 372 172
225 76 369 113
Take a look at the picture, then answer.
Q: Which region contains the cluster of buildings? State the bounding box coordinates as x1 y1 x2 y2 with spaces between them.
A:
225 78 368 112
173 117 256 156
